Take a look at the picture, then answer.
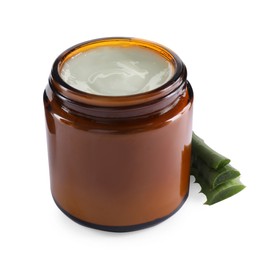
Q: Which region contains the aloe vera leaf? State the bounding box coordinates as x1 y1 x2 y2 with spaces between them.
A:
213 165 240 188
192 157 240 189
192 132 230 170
192 170 245 205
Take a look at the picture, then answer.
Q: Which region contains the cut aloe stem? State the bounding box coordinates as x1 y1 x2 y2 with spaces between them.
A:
192 132 230 170
192 156 240 189
192 170 246 205
191 132 245 205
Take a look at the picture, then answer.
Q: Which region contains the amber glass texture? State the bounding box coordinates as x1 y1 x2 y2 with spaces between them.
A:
43 37 194 232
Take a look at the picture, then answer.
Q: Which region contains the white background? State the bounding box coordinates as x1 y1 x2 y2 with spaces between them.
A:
1 0 268 259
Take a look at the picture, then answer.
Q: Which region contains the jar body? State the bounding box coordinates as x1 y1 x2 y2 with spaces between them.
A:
44 84 193 231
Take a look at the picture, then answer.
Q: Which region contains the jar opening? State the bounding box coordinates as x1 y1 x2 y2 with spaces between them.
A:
50 37 187 108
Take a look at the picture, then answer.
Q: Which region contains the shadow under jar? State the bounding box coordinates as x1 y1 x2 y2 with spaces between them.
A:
43 37 194 232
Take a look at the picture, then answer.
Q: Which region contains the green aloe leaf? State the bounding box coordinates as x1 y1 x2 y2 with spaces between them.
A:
191 132 246 205
192 156 240 189
192 170 245 205
192 132 230 170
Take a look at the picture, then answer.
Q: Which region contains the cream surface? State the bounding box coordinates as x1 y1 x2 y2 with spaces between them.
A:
60 46 174 96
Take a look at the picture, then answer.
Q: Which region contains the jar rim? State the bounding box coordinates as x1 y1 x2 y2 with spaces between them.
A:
50 37 187 108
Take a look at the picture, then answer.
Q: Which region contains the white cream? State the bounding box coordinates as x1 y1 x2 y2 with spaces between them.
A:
60 46 174 96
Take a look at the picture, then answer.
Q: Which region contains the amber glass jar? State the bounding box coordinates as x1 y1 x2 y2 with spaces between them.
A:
43 37 194 232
